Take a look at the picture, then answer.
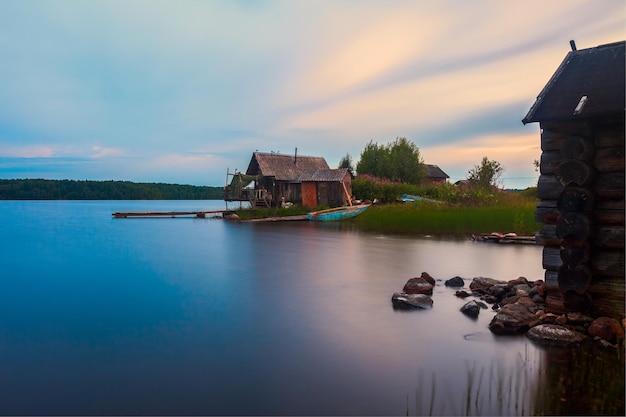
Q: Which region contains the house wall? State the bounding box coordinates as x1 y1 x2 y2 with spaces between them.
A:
535 117 625 320
301 182 317 208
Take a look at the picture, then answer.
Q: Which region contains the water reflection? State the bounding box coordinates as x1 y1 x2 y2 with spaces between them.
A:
0 201 621 415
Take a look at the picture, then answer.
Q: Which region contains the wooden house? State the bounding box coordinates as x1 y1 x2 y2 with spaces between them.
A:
299 168 352 208
225 151 344 208
425 164 449 184
522 40 625 320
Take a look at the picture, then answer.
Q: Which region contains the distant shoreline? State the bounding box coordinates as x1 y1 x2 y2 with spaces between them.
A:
0 178 223 200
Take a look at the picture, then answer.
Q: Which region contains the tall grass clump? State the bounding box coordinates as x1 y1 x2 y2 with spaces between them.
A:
351 179 540 237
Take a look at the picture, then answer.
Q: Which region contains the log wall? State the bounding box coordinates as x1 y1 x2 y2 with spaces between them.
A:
535 118 625 320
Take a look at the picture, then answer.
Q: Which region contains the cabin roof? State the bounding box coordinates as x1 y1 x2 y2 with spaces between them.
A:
426 164 449 179
523 41 625 124
299 168 349 182
245 152 330 181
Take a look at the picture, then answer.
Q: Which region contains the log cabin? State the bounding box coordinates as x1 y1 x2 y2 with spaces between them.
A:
224 151 352 208
523 40 625 320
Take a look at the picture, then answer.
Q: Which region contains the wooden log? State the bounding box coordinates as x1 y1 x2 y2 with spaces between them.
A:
536 224 560 246
539 151 561 175
540 120 594 139
556 186 594 214
545 291 567 315
558 264 593 294
561 135 594 161
593 147 625 173
588 275 626 320
560 237 590 266
595 172 625 199
594 207 625 225
592 249 625 277
556 212 591 240
542 245 562 271
537 175 564 200
535 199 559 223
593 226 625 249
556 160 594 187
540 128 565 152
594 125 626 148
563 290 592 313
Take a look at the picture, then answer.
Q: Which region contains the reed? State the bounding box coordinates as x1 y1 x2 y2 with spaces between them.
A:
353 201 541 237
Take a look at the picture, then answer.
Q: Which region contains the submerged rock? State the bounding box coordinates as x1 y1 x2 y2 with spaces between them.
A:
526 324 587 347
391 292 433 310
403 277 434 295
460 300 481 318
445 276 465 287
488 303 540 335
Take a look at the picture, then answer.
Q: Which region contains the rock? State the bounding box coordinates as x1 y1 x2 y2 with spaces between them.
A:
566 312 594 325
419 272 436 286
402 277 434 295
488 285 509 301
507 277 530 287
391 292 433 310
588 317 625 344
445 276 465 287
469 277 506 292
224 213 241 221
460 300 481 318
455 290 471 298
555 315 568 326
488 303 540 335
526 324 588 347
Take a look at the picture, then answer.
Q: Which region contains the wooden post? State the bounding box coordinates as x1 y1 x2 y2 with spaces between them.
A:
341 181 352 206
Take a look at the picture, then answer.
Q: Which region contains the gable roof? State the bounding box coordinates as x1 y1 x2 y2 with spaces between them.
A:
426 164 449 179
299 168 349 182
245 152 329 181
523 41 625 124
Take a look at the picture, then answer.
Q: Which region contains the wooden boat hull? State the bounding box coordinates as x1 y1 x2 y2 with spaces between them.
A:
307 204 369 221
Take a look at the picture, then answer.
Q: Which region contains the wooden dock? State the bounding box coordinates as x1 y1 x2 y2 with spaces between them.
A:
471 233 536 244
113 210 233 218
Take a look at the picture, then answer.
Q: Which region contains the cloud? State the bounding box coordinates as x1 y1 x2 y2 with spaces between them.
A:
0 0 623 189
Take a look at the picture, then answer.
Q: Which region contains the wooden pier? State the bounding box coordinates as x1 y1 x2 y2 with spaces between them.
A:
113 210 233 218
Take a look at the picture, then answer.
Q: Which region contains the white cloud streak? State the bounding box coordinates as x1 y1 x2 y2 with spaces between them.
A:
0 0 623 188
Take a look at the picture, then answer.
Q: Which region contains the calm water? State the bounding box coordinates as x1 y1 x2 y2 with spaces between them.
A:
0 200 563 414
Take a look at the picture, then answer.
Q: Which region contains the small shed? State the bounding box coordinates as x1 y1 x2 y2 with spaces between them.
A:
425 164 450 184
243 152 329 206
522 40 625 320
299 168 352 208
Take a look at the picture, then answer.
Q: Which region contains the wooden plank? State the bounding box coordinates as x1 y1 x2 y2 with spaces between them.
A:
113 210 231 218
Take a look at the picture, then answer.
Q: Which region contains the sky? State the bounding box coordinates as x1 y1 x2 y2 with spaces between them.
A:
1 1 624 189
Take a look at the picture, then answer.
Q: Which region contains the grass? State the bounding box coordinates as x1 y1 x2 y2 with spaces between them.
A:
353 200 541 237
230 184 542 237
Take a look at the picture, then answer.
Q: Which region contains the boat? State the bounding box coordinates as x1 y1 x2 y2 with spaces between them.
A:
307 204 370 221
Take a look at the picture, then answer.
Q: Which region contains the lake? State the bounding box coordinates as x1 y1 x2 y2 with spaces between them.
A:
0 200 619 415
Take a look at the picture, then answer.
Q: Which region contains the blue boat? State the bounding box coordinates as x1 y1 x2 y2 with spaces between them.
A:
307 204 370 221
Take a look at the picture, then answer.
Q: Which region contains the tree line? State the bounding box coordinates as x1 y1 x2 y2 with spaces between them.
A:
340 136 504 189
0 179 224 200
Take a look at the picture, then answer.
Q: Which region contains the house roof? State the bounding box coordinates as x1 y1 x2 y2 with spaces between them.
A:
426 164 449 179
245 152 329 181
298 168 349 182
523 41 625 124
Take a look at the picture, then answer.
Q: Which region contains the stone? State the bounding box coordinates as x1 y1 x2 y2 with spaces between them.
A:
445 276 465 287
402 277 434 295
488 303 540 335
588 317 625 344
526 324 588 347
566 312 594 325
391 292 433 310
469 277 506 292
460 300 481 318
419 272 436 286
454 290 471 298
